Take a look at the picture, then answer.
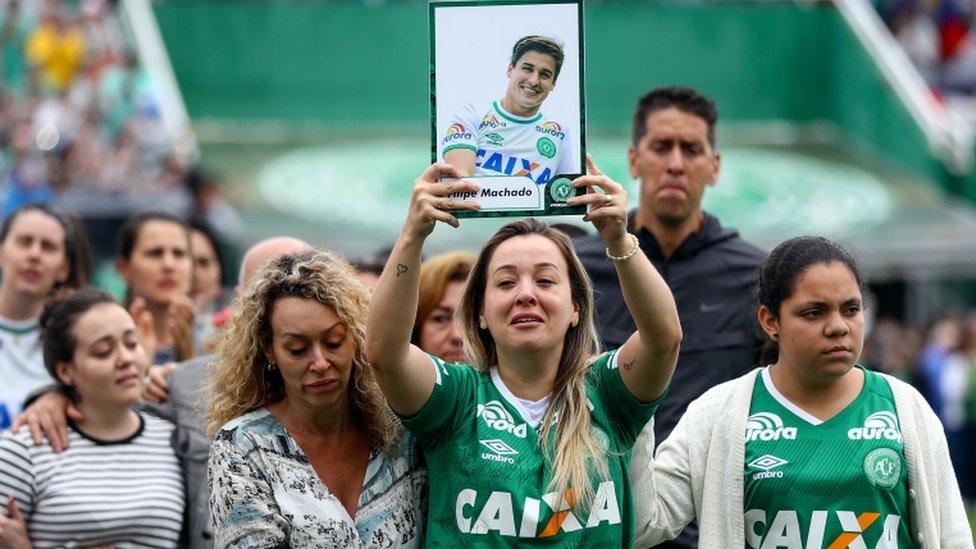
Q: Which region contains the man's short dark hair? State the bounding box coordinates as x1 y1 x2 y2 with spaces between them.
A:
632 87 718 148
510 35 565 80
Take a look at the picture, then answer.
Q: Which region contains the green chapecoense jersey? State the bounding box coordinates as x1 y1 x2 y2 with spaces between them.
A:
744 366 914 549
401 351 663 547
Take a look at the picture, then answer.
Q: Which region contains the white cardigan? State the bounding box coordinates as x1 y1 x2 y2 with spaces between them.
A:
631 368 973 548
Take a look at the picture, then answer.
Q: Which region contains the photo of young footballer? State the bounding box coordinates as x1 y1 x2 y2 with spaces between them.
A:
440 35 577 185
431 0 585 201
366 158 681 545
631 236 972 548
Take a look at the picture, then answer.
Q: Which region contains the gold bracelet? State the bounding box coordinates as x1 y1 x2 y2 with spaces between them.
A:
605 233 640 262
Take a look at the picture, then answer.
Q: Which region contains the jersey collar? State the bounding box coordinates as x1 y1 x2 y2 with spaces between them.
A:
493 101 543 125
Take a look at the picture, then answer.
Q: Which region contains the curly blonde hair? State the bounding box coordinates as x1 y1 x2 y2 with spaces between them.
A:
205 249 399 454
456 219 606 504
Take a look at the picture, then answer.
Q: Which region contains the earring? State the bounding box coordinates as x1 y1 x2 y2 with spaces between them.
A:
479 319 487 330
267 361 277 371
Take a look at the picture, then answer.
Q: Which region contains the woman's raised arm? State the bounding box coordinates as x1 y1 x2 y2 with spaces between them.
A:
568 156 682 402
365 164 479 416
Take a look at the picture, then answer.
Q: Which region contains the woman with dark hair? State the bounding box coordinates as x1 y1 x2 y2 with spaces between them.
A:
0 203 91 429
115 211 195 364
412 251 476 363
367 159 681 545
0 289 184 546
187 216 229 349
206 249 425 547
187 216 227 309
632 236 971 547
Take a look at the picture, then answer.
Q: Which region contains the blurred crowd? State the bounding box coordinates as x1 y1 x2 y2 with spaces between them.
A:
864 313 976 499
863 313 976 428
2 0 175 202
879 0 976 95
0 0 241 264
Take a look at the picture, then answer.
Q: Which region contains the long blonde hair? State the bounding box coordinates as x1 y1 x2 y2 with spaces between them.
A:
456 219 605 503
205 249 399 454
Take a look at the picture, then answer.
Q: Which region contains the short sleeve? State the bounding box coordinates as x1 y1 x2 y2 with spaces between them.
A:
555 124 579 176
0 428 35 521
399 355 477 449
589 350 667 447
208 430 289 546
441 103 480 157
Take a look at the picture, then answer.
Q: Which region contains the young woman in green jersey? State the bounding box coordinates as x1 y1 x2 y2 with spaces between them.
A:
366 158 682 546
632 236 971 548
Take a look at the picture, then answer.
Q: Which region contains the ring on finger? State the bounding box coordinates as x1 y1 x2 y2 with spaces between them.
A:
436 198 445 210
603 194 613 206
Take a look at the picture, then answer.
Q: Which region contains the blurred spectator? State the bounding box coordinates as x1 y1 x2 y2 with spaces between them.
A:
188 217 227 311
1 0 30 96
25 5 84 94
945 314 976 502
0 203 90 429
861 317 924 380
351 245 394 291
187 216 230 350
79 0 123 76
891 4 941 83
412 251 476 363
3 119 51 215
185 167 244 242
918 317 961 419
115 212 195 364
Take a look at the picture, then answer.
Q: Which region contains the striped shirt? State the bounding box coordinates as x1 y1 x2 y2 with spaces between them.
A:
0 413 185 547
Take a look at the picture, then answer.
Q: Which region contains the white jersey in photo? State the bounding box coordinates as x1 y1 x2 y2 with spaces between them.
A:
441 101 577 184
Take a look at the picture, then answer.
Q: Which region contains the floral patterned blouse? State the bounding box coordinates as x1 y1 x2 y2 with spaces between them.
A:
209 408 426 547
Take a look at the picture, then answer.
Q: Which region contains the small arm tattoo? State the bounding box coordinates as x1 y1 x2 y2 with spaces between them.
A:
396 263 408 277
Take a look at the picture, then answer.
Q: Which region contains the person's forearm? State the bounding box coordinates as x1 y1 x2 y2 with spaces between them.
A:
612 235 681 399
614 238 682 355
365 231 426 371
444 149 476 176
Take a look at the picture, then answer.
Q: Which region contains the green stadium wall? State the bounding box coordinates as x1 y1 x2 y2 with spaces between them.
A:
154 1 976 201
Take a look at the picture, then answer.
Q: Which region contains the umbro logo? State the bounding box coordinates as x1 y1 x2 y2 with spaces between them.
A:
480 438 517 464
748 454 788 471
748 454 787 480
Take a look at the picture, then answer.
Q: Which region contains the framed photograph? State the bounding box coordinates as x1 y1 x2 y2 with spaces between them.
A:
430 0 586 218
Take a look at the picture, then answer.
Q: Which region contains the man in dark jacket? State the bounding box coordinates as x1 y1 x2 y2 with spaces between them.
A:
575 87 765 548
